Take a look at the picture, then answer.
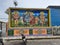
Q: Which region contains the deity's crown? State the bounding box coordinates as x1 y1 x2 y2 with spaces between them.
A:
12 11 19 15
40 11 44 15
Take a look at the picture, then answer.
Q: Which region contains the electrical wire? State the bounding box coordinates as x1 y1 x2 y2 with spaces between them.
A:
0 18 8 19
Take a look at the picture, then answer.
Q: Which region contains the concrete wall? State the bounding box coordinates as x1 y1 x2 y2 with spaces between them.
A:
2 23 6 37
0 22 2 30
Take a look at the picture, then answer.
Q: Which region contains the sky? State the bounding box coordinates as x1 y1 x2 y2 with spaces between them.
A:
0 0 60 22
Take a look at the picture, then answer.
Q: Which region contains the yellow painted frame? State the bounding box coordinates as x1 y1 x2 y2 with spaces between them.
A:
8 7 51 28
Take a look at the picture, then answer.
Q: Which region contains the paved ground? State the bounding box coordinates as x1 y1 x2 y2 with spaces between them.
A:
2 39 60 45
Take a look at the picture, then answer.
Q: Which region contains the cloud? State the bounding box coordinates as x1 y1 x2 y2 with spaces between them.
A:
0 0 60 22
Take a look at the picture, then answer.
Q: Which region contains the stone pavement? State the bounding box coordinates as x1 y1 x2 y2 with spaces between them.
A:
3 39 60 45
